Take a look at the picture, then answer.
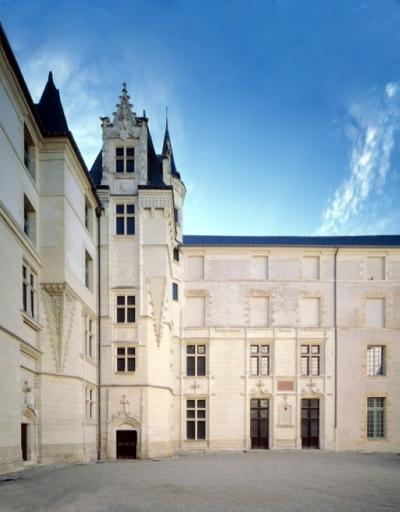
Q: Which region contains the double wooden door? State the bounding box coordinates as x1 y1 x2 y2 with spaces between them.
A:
251 399 269 449
301 399 319 449
116 430 137 459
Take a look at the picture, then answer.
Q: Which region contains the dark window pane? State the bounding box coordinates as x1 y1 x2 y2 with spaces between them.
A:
117 308 125 323
187 410 195 419
126 204 135 214
117 358 125 371
187 357 195 376
127 296 135 305
126 217 135 235
197 356 206 376
30 291 34 317
187 400 195 408
117 347 125 355
127 358 135 371
116 217 125 235
22 283 27 311
116 147 124 157
23 266 27 278
127 308 135 323
197 410 206 419
186 421 195 439
187 345 195 354
197 400 206 408
116 205 124 214
116 159 124 172
126 147 135 157
197 421 206 439
126 159 134 172
127 347 135 355
173 248 179 261
172 283 178 301
117 296 125 305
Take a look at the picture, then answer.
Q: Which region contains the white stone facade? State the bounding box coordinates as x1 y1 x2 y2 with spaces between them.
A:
0 27 399 473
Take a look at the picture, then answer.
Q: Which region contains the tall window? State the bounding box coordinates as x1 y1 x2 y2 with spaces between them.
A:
367 397 385 439
172 282 179 301
84 315 94 358
85 196 93 233
300 345 320 376
115 146 134 173
367 346 385 376
85 251 93 290
24 195 36 243
24 125 35 179
186 345 206 376
250 345 270 376
116 204 135 235
116 347 136 372
173 247 180 262
22 264 36 319
186 399 206 440
116 295 136 323
85 386 95 420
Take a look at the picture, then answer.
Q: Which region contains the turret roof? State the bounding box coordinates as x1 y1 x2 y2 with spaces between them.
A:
36 72 69 135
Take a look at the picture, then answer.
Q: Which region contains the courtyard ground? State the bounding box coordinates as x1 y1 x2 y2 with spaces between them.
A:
0 451 399 512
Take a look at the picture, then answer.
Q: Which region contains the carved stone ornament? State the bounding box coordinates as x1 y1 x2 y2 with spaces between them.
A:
41 283 77 373
110 395 140 429
146 277 169 346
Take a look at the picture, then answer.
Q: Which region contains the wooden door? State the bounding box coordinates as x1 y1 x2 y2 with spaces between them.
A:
116 430 137 459
301 399 319 449
21 423 28 461
251 399 269 449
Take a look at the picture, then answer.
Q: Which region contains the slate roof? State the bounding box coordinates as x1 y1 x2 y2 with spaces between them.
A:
90 150 103 185
36 72 69 134
147 126 166 186
162 123 181 179
182 235 400 247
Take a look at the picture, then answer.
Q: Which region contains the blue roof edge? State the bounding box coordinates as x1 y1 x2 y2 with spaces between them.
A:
182 235 400 247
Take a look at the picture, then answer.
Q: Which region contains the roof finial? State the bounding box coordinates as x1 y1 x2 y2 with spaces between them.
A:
122 82 127 94
165 106 169 131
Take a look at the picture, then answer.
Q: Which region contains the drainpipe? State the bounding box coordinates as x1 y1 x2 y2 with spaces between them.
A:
334 248 338 432
96 206 102 461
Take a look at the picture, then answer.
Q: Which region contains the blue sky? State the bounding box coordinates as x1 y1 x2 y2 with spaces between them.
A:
2 0 400 236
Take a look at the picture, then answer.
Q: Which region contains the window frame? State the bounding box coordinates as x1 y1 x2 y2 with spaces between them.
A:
84 314 95 359
250 344 270 376
115 146 135 174
116 294 136 324
186 344 206 376
85 251 93 291
22 263 36 319
115 345 136 373
85 385 95 421
186 399 206 440
172 282 179 301
300 344 321 376
367 346 385 376
115 203 135 236
23 194 36 244
24 124 36 180
367 397 385 439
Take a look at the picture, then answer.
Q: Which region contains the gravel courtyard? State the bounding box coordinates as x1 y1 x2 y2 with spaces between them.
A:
1 452 399 512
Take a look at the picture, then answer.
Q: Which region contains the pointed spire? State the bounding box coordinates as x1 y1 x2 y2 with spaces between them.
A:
112 82 136 133
162 112 180 178
36 71 69 134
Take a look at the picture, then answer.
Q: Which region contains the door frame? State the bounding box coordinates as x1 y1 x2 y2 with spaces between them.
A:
116 429 137 459
250 398 270 449
300 397 320 449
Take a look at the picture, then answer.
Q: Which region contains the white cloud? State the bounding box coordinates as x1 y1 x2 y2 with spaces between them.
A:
317 82 400 235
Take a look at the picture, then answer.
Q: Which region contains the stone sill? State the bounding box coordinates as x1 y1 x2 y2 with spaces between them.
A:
21 311 42 332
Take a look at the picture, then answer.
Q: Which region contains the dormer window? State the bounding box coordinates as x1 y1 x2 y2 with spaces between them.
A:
115 146 134 173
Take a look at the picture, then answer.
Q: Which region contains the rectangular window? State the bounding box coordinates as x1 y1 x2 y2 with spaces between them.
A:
300 344 320 376
186 399 206 440
173 247 180 262
366 298 385 328
85 196 93 233
24 195 36 243
367 257 385 281
115 146 135 173
174 208 179 225
116 204 135 235
84 314 94 358
172 282 179 301
186 345 206 376
367 397 385 439
22 264 36 319
250 345 270 376
24 125 35 179
116 346 136 372
85 386 95 420
116 295 136 323
85 251 93 290
303 256 320 280
300 297 320 327
367 346 385 376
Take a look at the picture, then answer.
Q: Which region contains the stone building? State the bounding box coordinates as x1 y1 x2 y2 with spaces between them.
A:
0 24 399 473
